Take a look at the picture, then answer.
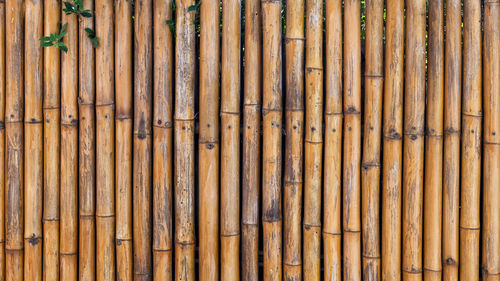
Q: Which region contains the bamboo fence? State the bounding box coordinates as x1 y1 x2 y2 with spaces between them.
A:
0 1 498 280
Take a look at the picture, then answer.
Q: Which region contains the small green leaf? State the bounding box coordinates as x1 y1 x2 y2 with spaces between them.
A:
91 37 99 48
58 43 69 53
39 36 51 42
40 42 54 47
187 4 197 11
81 10 93 17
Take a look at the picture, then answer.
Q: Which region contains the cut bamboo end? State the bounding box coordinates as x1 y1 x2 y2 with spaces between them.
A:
116 239 133 281
60 253 78 281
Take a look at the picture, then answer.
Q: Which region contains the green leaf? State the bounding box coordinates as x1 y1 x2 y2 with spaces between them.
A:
91 37 99 48
58 43 69 53
81 10 93 18
40 42 54 47
39 36 51 42
187 4 197 12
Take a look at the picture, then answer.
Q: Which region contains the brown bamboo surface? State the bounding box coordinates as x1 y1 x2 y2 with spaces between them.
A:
0 1 498 280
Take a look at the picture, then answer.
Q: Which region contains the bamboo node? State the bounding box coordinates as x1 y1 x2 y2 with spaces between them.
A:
261 0 281 4
402 268 423 274
423 268 441 273
116 238 133 246
306 66 323 72
303 223 321 230
344 107 361 115
444 128 460 135
362 162 380 170
364 73 384 79
284 37 305 43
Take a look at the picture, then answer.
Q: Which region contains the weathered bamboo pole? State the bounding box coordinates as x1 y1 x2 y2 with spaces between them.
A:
221 0 241 280
24 0 43 280
283 0 304 279
198 0 219 279
96 0 115 280
361 0 383 280
5 0 24 280
0 2 5 279
482 2 500 281
261 0 283 279
43 0 61 279
60 6 79 281
460 0 482 280
115 1 133 280
323 0 342 279
174 0 196 280
153 0 174 280
381 0 404 280
134 0 153 279
423 0 444 280
241 0 261 278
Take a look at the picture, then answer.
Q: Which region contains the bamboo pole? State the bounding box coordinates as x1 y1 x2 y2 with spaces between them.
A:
0 2 5 279
323 0 342 279
5 0 24 280
460 0 482 280
221 0 241 280
96 0 115 280
174 0 196 280
261 0 283 279
423 0 444 280
24 0 43 280
381 0 404 280
60 6 79 281
482 2 500 281
283 0 304 279
153 0 174 280
361 0 383 280
241 0 261 278
115 1 133 280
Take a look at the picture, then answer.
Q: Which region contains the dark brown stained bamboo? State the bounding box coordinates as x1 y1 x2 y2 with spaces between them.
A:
43 0 61 279
323 0 342 279
96 0 115 280
60 7 79 281
5 0 24 280
174 0 196 280
221 0 241 280
198 0 220 279
153 0 174 280
482 2 500 281
381 0 404 280
261 0 283 280
134 0 153 280
24 0 43 280
283 0 304 279
241 0 261 278
442 1 461 280
343 0 361 280
423 0 444 280
0 2 5 280
115 1 133 280
361 0 383 280
460 0 482 280
79 0 96 279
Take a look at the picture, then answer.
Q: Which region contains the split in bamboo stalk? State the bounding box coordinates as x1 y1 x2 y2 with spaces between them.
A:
0 2 5 279
381 0 404 280
5 0 24 279
323 0 342 279
24 1 43 280
460 1 482 280
423 0 444 280
361 0 383 280
241 0 261 278
134 0 153 280
221 0 241 280
174 0 196 280
261 0 283 279
115 1 134 280
283 0 304 279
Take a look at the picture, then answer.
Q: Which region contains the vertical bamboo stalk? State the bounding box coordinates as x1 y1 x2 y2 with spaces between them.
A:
221 0 241 280
153 0 174 280
96 0 115 280
134 0 153 280
442 1 461 280
381 0 404 280
241 0 261 278
460 0 482 280
361 0 383 280
283 0 304 279
174 0 196 280
482 2 500 281
115 1 133 280
0 2 5 279
24 0 43 280
60 6 79 281
323 0 342 279
261 0 283 279
5 0 24 280
423 0 444 280
43 0 61 279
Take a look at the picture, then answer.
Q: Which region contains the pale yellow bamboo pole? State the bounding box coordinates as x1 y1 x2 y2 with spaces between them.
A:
24 0 43 280
0 2 5 279
323 0 342 279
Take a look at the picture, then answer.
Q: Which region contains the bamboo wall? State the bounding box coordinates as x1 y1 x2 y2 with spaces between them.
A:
0 0 499 280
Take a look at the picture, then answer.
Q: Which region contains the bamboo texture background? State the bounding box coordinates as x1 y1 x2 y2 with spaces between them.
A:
0 0 499 280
